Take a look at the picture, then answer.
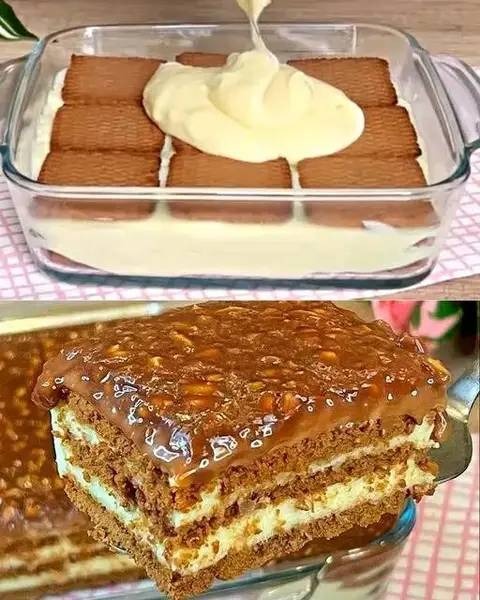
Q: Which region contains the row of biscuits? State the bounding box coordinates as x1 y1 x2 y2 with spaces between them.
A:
36 53 434 227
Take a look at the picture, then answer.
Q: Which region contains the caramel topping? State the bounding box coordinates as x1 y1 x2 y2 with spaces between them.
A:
33 302 449 488
0 326 99 546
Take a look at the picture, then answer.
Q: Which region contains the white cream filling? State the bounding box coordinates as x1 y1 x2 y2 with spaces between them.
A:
53 429 434 575
0 553 135 594
53 436 166 565
0 537 103 573
174 458 432 574
54 434 141 527
53 407 436 529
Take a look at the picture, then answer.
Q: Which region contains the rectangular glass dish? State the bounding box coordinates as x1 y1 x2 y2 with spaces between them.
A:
1 23 479 288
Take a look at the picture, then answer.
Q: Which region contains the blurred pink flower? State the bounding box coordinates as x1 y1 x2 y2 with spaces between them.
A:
372 301 417 333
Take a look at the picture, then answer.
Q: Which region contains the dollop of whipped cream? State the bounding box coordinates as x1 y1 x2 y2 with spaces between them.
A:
143 0 364 164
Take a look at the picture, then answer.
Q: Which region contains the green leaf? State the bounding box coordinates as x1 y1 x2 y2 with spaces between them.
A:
0 0 37 40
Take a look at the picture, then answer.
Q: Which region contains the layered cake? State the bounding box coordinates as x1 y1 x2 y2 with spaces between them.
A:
0 326 141 599
33 301 449 599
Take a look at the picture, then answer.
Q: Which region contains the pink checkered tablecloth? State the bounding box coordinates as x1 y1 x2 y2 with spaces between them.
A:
52 435 479 600
387 434 479 600
0 153 479 300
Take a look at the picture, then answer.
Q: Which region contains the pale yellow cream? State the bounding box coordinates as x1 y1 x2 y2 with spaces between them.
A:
142 0 364 163
237 0 272 23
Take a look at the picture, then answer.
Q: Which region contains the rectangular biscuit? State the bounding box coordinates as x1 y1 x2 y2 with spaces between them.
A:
51 105 164 153
39 151 160 187
168 153 291 188
167 153 292 223
298 156 426 188
287 57 397 107
36 151 159 220
176 52 228 67
62 55 163 105
299 156 434 227
339 107 420 158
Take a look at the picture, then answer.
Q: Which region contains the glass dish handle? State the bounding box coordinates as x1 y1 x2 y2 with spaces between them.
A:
0 55 26 155
432 54 480 153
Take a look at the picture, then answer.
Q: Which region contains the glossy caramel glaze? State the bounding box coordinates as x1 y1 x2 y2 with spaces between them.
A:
0 326 99 546
33 302 449 487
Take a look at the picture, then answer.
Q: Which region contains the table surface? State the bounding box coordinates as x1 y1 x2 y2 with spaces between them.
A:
2 0 479 299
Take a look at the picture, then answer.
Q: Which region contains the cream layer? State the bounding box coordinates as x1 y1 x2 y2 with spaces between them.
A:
0 553 135 594
0 537 104 573
54 433 433 575
52 406 436 528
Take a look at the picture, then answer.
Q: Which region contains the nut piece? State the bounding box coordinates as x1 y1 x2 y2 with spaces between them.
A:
281 392 301 415
260 392 275 412
180 382 217 395
319 350 339 365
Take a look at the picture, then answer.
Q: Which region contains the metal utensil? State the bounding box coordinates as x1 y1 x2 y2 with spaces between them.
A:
431 359 479 484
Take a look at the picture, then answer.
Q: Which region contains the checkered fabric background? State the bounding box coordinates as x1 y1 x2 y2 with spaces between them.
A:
0 153 479 300
53 436 479 600
387 434 479 600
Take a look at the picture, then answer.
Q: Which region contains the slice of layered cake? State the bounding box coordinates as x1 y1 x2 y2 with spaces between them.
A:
0 327 141 599
33 302 449 599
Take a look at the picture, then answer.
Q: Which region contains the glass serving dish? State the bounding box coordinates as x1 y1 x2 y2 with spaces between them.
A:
45 500 416 600
1 23 479 289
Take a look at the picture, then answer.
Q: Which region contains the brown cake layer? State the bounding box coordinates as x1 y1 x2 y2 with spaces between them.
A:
278 512 398 561
287 57 398 107
1 558 142 600
168 199 292 223
62 55 163 105
2 531 103 566
37 151 157 220
51 105 165 153
2 539 104 577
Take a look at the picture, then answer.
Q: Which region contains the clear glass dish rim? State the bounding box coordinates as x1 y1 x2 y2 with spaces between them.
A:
2 22 471 200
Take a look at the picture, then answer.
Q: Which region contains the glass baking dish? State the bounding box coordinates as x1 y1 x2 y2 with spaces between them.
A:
46 500 415 600
1 23 479 289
